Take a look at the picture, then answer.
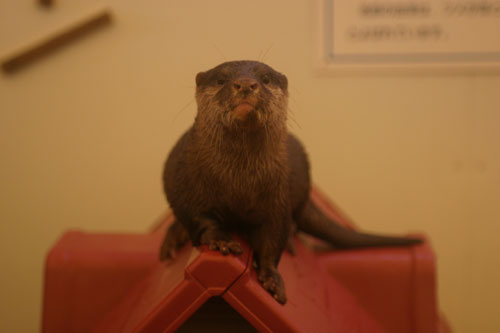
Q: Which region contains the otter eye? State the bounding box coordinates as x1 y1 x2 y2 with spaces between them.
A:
216 79 226 86
262 76 270 85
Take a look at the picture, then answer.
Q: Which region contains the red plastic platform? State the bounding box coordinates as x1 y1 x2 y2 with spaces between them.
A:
42 188 451 332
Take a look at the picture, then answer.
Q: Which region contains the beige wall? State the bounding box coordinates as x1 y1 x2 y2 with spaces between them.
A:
1 1 499 332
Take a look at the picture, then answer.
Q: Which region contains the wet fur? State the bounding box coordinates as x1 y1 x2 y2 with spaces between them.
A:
159 60 421 304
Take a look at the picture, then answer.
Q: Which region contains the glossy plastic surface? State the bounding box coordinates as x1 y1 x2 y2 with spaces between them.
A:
42 188 451 332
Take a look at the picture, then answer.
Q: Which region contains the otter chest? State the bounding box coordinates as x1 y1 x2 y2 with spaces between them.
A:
206 161 281 221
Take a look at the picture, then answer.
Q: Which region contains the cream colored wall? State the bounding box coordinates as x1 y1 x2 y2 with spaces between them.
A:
1 1 499 332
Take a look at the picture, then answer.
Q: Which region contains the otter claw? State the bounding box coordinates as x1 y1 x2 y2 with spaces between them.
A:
258 268 287 304
207 240 243 255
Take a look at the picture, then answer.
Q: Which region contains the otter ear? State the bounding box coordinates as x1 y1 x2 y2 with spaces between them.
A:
279 73 288 91
195 72 206 87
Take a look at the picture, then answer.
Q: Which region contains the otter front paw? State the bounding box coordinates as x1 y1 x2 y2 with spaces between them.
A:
199 228 243 255
206 239 243 255
258 267 287 304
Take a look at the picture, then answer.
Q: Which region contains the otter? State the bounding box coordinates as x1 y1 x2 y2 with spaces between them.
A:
159 60 421 304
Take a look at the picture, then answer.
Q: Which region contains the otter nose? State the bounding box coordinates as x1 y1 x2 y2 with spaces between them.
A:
233 78 259 93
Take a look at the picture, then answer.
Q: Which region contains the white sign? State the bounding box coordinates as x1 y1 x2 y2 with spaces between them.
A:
317 0 500 73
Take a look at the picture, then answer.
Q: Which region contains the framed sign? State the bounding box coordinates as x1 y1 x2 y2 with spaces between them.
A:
316 0 500 73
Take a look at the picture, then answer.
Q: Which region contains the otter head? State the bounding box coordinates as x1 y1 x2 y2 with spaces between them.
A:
194 61 288 132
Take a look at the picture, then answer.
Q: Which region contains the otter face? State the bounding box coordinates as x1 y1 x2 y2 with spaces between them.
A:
195 61 288 131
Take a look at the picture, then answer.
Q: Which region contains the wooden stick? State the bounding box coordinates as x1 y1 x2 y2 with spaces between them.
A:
2 9 112 73
39 0 55 8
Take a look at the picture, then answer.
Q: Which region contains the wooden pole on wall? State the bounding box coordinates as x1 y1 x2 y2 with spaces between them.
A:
1 9 112 74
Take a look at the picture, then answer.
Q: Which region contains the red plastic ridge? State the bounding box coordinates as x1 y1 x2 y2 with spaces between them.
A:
41 188 451 332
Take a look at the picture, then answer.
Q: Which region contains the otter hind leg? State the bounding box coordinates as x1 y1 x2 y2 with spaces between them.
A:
159 219 190 260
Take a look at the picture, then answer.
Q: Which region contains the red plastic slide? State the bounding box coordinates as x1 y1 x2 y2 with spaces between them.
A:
42 188 451 332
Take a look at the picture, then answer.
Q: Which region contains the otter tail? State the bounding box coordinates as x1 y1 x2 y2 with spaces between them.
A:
297 199 422 249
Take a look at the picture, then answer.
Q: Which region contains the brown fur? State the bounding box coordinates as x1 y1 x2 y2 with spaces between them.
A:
159 60 421 304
